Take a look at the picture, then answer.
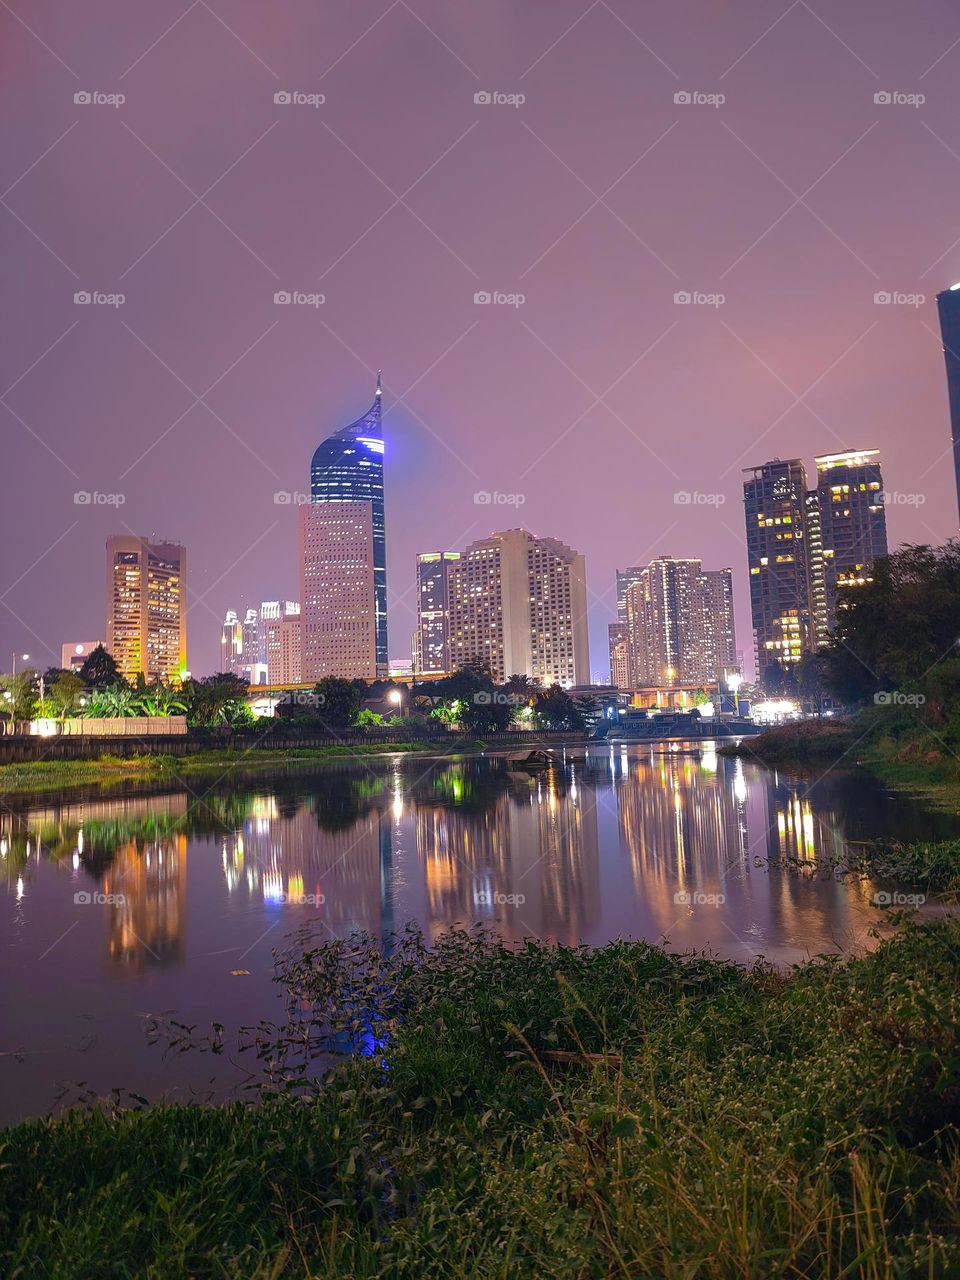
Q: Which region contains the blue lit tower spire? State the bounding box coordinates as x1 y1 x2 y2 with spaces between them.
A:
310 373 388 675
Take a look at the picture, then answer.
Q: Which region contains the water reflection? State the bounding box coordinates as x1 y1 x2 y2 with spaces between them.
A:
3 749 958 973
3 746 959 1123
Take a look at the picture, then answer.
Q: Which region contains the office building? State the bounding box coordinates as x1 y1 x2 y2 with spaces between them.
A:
61 641 105 673
447 529 589 685
308 374 387 676
608 622 630 689
105 536 186 682
300 501 378 680
262 601 302 684
414 552 460 674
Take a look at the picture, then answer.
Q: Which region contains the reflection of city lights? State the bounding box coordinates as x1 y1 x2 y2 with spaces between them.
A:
263 871 284 904
72 852 80 870
77 829 84 855
733 761 747 804
16 877 24 900
393 787 403 821
700 746 718 773
0 838 6 858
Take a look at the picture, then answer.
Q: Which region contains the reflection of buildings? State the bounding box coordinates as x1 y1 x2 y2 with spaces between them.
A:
414 770 601 945
103 835 187 971
615 748 747 933
220 794 392 934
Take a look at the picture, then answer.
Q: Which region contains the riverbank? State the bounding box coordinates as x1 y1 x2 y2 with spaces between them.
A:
721 714 960 811
2 919 959 1277
0 740 489 796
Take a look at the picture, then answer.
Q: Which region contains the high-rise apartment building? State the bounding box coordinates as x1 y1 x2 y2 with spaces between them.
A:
307 375 387 676
815 451 887 630
608 622 630 689
743 452 887 682
447 529 589 686
219 607 261 679
622 557 735 688
414 552 460 674
743 459 813 681
105 536 186 682
937 284 960 524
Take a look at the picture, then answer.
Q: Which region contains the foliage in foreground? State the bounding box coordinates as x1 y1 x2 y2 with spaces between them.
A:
3 922 960 1278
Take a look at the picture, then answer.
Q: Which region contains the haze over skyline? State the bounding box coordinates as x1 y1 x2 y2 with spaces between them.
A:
2 0 959 678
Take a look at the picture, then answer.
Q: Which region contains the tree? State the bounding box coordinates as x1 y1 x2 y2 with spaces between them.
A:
822 542 960 703
83 685 138 718
136 681 186 717
48 670 85 720
181 673 251 727
0 671 37 724
314 678 361 730
79 645 124 690
534 685 584 731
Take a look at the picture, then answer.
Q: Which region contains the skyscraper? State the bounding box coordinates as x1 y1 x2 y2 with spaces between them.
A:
262 601 302 684
307 374 387 676
105 536 186 682
743 452 887 683
937 283 960 524
414 552 460 674
814 450 887 630
743 459 813 682
447 529 589 685
622 557 735 688
608 622 629 689
300 501 378 680
220 609 243 674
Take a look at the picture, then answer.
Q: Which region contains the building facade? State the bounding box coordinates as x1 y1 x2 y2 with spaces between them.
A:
300 501 378 680
414 552 460 674
815 450 887 631
937 284 960 525
105 536 186 682
608 622 630 689
447 529 589 685
309 375 387 676
61 641 105 673
623 557 735 688
743 452 887 683
262 602 302 684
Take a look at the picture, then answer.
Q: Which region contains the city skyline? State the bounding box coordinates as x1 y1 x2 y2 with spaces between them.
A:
2 2 960 680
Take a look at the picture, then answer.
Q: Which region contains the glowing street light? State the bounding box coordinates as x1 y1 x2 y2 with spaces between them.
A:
389 688 404 717
11 652 29 675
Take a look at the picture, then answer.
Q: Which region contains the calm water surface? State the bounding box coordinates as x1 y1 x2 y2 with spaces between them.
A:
2 743 957 1124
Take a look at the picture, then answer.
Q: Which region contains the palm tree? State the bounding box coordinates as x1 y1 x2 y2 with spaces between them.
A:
84 685 138 718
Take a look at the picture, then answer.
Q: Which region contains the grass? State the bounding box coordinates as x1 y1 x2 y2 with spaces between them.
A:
0 740 489 796
3 920 960 1277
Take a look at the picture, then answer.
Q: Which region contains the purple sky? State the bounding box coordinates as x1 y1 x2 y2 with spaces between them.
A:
2 0 959 679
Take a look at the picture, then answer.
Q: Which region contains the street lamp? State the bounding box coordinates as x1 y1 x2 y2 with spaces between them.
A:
389 689 404 717
11 652 28 676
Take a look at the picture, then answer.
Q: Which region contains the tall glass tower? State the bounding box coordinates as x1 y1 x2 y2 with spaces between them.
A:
310 374 388 676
